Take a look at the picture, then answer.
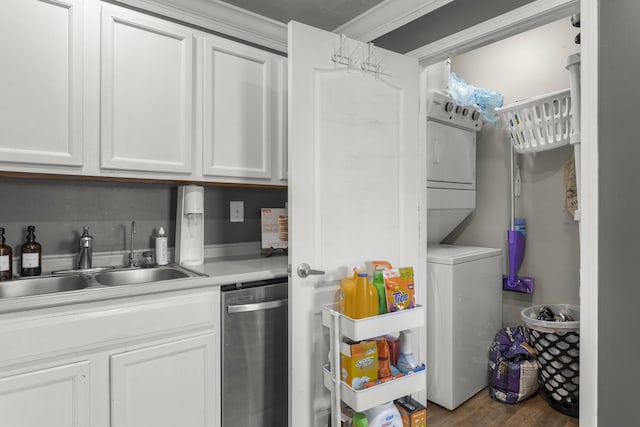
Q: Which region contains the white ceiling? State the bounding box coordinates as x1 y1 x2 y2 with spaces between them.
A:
220 0 385 31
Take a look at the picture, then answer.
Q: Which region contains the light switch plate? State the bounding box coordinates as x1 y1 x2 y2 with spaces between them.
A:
230 201 244 222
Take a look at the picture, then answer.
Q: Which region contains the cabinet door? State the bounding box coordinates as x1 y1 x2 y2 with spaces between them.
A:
110 334 217 427
0 0 83 168
100 4 194 174
202 36 273 180
288 22 421 425
0 361 90 427
274 56 288 183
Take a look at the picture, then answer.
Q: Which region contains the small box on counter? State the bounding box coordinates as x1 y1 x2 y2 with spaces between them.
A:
340 340 378 390
395 396 427 427
260 208 288 249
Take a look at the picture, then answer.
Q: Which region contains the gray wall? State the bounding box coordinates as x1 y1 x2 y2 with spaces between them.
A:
373 0 534 53
446 18 581 326
598 1 640 424
0 176 287 256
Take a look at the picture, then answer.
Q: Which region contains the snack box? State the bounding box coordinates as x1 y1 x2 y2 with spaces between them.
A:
340 340 378 390
395 396 427 427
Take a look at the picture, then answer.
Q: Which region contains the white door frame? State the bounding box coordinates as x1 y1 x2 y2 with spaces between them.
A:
407 0 597 425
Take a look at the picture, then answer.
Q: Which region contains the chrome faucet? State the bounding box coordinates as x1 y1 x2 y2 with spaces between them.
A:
77 226 93 270
128 221 137 268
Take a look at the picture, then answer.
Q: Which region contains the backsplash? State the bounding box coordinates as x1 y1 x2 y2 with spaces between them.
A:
0 176 287 256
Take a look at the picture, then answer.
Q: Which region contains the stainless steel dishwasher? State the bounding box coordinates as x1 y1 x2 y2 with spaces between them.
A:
221 277 288 427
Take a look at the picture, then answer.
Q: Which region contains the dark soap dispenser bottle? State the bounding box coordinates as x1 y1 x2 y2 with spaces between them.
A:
21 225 42 277
0 228 12 280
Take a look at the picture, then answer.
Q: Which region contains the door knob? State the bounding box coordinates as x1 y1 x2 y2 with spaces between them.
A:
297 263 325 278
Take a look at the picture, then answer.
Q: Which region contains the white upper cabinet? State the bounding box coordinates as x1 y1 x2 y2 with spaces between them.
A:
1 0 286 185
201 36 273 180
274 56 288 183
100 4 194 174
0 0 83 169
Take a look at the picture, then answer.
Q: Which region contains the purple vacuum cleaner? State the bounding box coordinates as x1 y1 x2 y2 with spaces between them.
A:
503 147 534 293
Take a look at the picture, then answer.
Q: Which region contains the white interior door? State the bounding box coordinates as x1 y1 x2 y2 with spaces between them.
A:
288 21 422 426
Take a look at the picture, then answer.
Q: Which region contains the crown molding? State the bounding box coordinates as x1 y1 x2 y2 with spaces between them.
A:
334 0 454 43
109 0 459 53
111 0 288 52
408 0 579 64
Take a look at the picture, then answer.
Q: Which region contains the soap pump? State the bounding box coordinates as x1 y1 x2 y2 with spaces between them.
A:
396 330 419 373
155 227 168 266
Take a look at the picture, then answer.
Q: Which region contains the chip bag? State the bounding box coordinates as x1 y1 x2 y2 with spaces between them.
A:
383 267 415 312
372 337 392 379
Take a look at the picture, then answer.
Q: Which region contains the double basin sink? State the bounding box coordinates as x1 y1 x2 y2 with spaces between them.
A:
0 265 200 299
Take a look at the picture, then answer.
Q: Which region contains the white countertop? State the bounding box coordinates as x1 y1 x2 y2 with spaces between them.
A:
187 254 288 284
0 254 288 314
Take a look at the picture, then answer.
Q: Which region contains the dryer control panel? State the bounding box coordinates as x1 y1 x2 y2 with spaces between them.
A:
427 90 483 131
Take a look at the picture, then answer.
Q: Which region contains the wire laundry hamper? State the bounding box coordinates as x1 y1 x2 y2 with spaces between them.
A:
496 89 572 153
522 304 580 417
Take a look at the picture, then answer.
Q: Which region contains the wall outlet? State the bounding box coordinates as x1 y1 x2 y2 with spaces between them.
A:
230 201 244 222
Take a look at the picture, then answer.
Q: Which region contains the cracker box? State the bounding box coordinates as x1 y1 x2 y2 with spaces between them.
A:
395 396 427 427
260 208 288 249
340 340 378 390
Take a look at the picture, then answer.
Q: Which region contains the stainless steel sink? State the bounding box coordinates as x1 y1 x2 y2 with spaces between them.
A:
94 267 190 286
0 265 199 299
0 275 89 298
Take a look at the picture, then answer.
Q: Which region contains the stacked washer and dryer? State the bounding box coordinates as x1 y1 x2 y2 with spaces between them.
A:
425 90 503 410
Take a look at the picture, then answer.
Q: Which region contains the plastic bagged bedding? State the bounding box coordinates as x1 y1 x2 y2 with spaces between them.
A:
449 73 504 124
488 326 539 403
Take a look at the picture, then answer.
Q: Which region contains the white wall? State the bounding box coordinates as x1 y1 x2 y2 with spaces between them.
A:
446 18 581 325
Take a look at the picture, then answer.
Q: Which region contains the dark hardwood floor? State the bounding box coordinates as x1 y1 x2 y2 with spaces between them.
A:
426 389 579 427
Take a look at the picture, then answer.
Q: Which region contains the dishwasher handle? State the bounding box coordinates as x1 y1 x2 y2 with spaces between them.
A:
227 298 288 314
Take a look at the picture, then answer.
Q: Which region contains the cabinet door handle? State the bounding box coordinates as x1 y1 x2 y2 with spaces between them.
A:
227 298 288 313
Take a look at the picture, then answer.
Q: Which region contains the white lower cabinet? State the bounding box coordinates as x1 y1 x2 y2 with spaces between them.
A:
0 361 91 427
0 288 220 427
110 334 216 427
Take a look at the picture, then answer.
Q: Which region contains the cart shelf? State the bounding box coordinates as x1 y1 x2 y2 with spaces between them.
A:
321 303 424 341
322 365 426 412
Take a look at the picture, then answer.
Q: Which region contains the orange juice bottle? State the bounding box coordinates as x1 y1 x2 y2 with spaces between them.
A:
339 269 358 318
353 273 378 319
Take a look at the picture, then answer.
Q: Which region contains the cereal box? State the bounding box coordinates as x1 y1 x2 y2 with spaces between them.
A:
340 340 378 390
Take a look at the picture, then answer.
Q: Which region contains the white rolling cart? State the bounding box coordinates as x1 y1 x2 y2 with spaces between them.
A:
322 304 425 426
